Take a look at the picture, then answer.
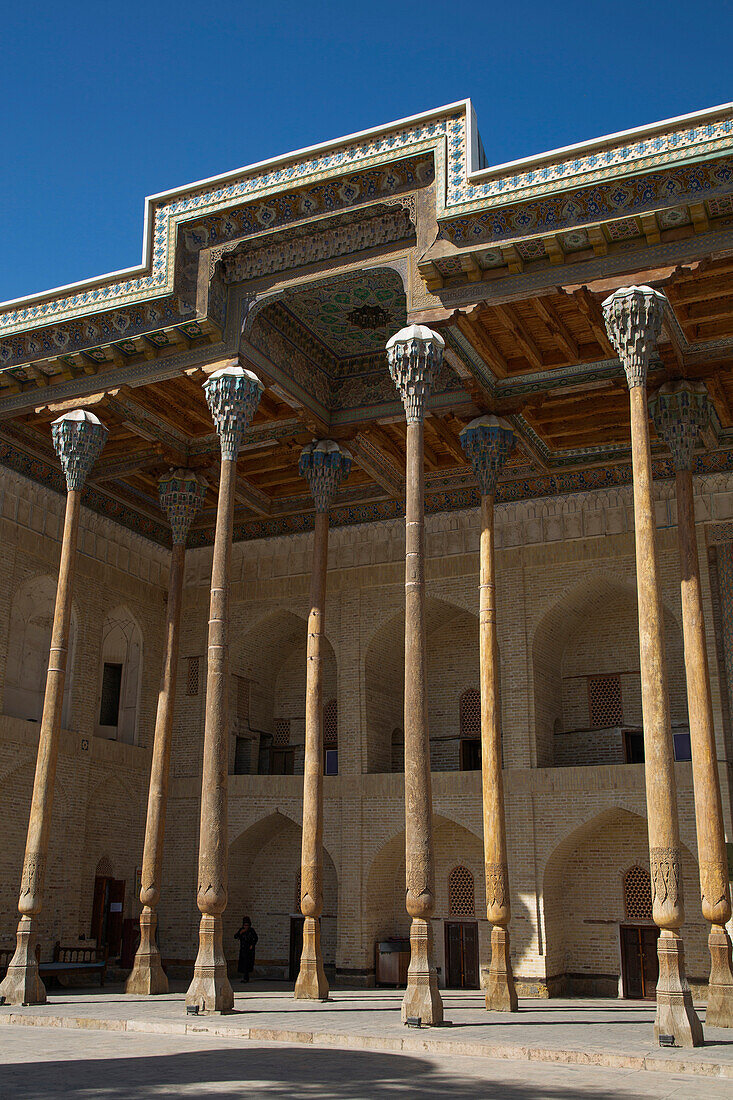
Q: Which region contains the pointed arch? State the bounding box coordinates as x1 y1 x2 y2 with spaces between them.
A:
96 605 143 744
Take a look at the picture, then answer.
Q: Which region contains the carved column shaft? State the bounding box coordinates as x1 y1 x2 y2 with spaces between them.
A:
387 325 444 1026
127 469 206 996
0 410 106 1007
295 440 350 1001
651 381 733 1027
604 287 703 1047
187 362 263 1015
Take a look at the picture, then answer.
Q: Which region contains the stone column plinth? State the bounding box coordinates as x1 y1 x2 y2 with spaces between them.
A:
126 469 207 996
650 380 733 1028
460 415 518 1012
387 324 445 1026
0 410 107 1006
294 440 351 1001
186 362 263 1015
604 287 703 1047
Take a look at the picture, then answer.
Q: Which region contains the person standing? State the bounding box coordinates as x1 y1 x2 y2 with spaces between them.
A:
234 917 258 983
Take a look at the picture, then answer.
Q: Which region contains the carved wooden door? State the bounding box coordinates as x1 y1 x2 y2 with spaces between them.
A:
621 925 659 999
444 921 479 988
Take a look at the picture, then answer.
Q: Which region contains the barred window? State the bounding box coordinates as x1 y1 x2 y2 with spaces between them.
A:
448 865 475 916
460 689 481 738
186 657 200 697
324 699 338 746
624 865 652 921
588 675 623 728
274 719 290 746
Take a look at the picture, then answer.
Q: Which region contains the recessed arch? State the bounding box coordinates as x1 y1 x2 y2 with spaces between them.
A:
96 605 143 744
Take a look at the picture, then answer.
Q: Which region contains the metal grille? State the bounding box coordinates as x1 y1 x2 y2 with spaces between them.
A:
323 699 338 746
460 689 481 738
448 865 475 916
624 865 653 921
274 719 290 746
186 656 200 697
588 675 623 728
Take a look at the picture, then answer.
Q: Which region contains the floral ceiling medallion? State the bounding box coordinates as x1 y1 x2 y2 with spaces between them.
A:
347 304 390 331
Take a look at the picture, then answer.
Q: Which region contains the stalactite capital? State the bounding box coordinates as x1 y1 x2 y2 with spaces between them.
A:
299 440 351 513
158 468 208 545
203 361 264 460
602 285 666 389
51 409 108 491
386 324 444 423
460 415 515 496
649 380 712 472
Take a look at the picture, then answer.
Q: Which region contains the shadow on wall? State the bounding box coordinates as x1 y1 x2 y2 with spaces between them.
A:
0 1044 632 1100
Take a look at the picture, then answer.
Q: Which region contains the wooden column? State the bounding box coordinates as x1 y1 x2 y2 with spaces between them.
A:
186 362 263 1015
0 410 107 1007
387 324 444 1026
294 440 351 1000
650 381 733 1028
460 415 518 1012
126 469 206 996
604 287 703 1047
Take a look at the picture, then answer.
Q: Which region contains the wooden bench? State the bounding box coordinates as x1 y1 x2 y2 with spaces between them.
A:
1 942 107 987
40 942 107 986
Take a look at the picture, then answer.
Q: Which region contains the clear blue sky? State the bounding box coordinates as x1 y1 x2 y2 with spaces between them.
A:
2 1 730 303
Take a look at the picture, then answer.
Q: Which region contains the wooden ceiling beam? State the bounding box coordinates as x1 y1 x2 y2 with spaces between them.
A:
349 433 404 499
532 298 579 362
454 312 509 378
569 288 617 357
493 304 544 370
427 413 466 465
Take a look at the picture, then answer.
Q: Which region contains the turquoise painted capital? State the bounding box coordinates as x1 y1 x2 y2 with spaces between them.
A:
649 380 711 472
204 362 264 461
159 468 208 545
459 415 514 496
51 409 108 491
299 440 351 513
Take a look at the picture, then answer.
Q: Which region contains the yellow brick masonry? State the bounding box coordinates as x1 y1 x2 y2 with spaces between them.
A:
1 466 732 995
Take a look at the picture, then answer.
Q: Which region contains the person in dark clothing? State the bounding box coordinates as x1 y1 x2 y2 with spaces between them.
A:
235 916 258 983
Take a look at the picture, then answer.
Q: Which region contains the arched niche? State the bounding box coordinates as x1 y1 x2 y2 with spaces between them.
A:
364 598 480 773
227 811 338 978
229 607 336 775
531 575 688 768
95 607 143 744
4 574 76 729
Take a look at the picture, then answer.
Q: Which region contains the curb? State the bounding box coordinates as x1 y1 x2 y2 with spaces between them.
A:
0 1012 731 1079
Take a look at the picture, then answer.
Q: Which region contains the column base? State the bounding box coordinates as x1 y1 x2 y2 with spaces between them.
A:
293 917 329 1001
706 924 733 1028
654 930 704 1047
486 925 518 1012
401 917 443 1026
125 907 168 996
185 914 233 1014
0 918 46 1006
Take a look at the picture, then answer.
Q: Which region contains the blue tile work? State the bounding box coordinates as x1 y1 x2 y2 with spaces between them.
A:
1 101 732 344
51 413 108 491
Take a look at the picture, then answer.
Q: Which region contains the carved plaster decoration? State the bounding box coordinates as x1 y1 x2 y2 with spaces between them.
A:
602 285 666 389
386 324 445 422
203 364 264 461
158 468 208 545
51 409 108 491
459 415 515 496
649 380 712 472
298 440 351 513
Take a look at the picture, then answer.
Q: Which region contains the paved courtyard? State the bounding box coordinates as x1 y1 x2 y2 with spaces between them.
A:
2 1025 733 1099
1 984 733 1096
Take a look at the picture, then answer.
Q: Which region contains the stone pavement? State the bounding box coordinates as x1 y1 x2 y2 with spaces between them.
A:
1 1024 733 1099
1 983 733 1084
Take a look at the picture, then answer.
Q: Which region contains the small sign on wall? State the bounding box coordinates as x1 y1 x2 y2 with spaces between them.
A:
109 902 123 913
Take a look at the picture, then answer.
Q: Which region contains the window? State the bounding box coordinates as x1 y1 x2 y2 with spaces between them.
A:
448 865 475 916
324 748 338 775
323 699 338 774
99 663 122 727
624 865 653 921
274 720 291 746
624 730 645 763
588 675 623 728
460 689 481 772
233 736 252 775
673 732 692 761
186 657 200 697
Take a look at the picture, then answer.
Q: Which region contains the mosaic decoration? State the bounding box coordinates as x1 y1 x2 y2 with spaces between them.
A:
649 381 711 471
298 440 352 513
602 285 666 388
158 468 208 545
203 364 264 460
459 415 515 495
386 324 445 422
280 269 407 357
51 409 108 491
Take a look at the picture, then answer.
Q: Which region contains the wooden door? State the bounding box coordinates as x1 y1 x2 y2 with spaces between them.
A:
106 879 125 958
621 925 659 999
90 876 108 946
289 915 304 981
444 921 479 988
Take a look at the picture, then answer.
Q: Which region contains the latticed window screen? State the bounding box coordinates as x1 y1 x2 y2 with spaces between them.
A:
624 865 653 920
323 699 338 746
274 719 291 746
460 689 481 738
186 657 200 697
448 865 475 916
588 675 623 728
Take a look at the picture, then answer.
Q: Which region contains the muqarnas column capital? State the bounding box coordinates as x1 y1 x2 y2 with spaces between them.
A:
299 440 351 514
459 415 515 496
51 409 108 491
649 380 712 473
158 468 208 545
602 285 667 390
386 324 445 423
203 361 264 460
